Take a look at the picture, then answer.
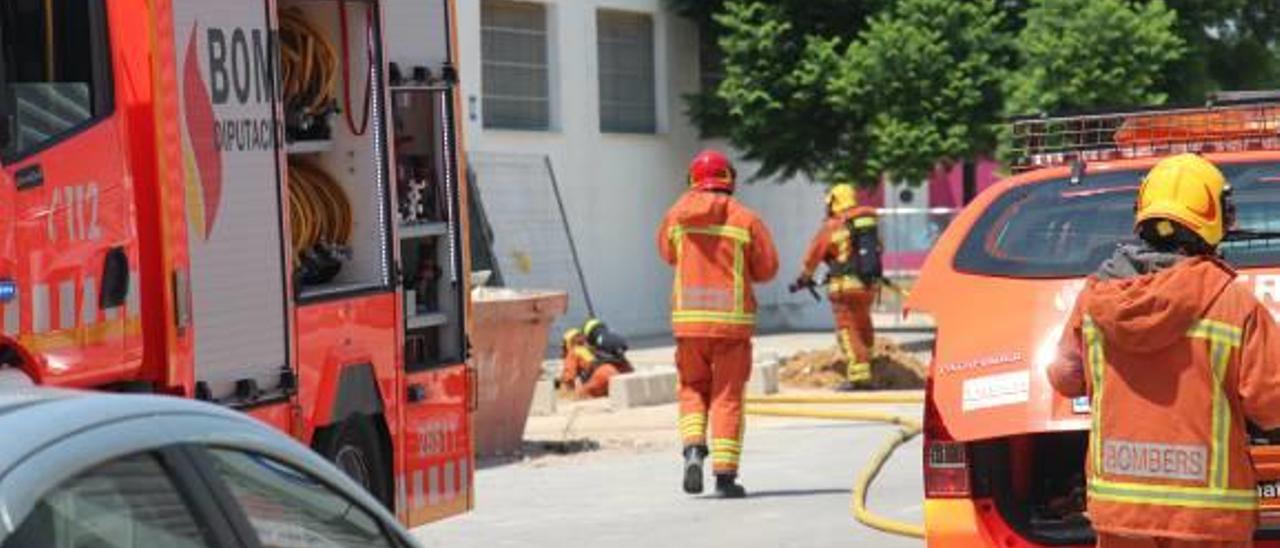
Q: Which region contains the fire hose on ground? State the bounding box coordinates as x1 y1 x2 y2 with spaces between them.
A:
744 392 927 539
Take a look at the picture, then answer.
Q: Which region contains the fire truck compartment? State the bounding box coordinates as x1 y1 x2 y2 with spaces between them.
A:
172 0 292 403
283 0 393 300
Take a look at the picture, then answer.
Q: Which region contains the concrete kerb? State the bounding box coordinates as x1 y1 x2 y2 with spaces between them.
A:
608 359 781 410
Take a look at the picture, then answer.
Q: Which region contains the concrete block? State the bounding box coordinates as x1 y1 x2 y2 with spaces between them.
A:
609 367 678 409
528 378 557 416
748 360 780 396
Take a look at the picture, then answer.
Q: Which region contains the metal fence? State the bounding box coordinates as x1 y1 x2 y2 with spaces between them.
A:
468 151 592 356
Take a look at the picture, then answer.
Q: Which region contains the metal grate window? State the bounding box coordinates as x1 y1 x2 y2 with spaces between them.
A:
597 10 656 134
481 0 550 130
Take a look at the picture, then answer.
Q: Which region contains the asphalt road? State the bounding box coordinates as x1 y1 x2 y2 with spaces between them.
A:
414 415 925 548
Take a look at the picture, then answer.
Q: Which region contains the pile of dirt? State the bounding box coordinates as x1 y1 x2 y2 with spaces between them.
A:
778 338 926 390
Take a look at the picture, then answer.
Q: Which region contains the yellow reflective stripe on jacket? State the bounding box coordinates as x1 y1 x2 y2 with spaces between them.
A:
852 216 877 229
827 276 865 293
1085 316 1254 511
669 223 753 326
672 311 756 325
573 346 596 364
672 224 751 243
830 230 852 263
1083 316 1105 477
1089 480 1257 511
1187 319 1243 491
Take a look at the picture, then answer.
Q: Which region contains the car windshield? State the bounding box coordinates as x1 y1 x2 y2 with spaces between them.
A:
954 160 1280 278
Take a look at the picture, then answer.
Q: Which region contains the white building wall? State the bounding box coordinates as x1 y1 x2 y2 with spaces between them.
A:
452 0 832 337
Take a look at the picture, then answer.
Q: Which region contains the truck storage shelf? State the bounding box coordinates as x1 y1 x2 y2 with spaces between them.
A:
297 280 384 301
407 311 449 330
399 222 449 239
390 84 451 93
286 140 334 155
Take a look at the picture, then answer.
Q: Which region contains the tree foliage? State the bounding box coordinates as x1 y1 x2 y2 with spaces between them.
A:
843 0 1008 183
1007 0 1184 114
681 0 1273 185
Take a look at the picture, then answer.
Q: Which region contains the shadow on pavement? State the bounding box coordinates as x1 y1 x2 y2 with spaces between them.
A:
477 438 603 469
739 488 851 500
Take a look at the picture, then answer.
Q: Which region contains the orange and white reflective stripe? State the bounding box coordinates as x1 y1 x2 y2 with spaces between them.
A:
82 277 97 327
57 280 75 330
32 284 49 333
401 457 472 512
1085 315 1256 511
19 272 141 352
3 292 17 337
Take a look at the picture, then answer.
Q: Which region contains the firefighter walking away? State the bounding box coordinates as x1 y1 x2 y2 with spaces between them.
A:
658 150 779 498
792 183 882 391
1048 154 1280 547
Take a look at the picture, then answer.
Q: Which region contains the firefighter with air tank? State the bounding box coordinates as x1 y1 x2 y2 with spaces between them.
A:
792 184 884 391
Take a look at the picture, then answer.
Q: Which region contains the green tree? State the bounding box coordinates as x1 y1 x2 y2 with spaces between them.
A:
1161 0 1280 103
1005 0 1185 115
840 0 1009 184
707 0 1006 185
709 1 861 180
677 0 1275 186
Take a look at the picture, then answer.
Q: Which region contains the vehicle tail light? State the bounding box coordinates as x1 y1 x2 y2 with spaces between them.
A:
924 373 971 498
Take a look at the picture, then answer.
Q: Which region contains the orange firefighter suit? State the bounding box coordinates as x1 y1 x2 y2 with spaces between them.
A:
560 330 631 399
1050 256 1280 543
658 190 779 474
801 206 879 385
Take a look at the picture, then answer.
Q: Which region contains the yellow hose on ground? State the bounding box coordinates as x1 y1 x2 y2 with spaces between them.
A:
745 391 927 539
746 392 925 405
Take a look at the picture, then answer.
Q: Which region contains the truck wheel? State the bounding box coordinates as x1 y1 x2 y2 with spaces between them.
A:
313 415 392 508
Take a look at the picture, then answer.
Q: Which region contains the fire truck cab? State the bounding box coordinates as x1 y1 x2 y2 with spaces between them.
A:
0 0 472 527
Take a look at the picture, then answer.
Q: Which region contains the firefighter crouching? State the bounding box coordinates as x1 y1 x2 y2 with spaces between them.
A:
658 150 779 498
792 184 882 391
558 319 632 399
1048 154 1280 547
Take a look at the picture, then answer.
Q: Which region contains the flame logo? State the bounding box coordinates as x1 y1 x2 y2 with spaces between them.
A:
181 22 222 240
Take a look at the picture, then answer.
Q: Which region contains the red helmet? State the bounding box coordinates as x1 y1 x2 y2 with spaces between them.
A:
688 150 736 193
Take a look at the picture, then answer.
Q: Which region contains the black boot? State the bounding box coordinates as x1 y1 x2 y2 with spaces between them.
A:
683 445 707 494
715 473 747 499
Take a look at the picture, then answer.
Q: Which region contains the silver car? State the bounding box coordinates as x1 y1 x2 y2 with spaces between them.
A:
0 388 419 547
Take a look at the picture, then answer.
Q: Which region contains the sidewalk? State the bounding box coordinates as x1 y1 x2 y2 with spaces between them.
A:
626 326 934 370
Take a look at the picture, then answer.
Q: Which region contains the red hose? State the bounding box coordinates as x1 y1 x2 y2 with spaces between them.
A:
338 0 373 136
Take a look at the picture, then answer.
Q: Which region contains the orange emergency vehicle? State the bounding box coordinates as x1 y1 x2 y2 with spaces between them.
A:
0 0 473 527
909 97 1280 546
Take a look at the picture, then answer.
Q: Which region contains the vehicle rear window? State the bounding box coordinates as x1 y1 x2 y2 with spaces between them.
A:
954 161 1280 278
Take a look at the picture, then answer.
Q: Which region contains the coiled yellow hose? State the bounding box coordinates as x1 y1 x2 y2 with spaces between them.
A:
745 391 927 539
287 160 352 265
279 8 338 119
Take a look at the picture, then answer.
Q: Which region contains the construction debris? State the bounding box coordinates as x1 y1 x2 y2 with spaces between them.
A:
778 338 926 390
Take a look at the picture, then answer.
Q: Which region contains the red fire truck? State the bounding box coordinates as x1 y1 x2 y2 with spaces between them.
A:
0 0 473 527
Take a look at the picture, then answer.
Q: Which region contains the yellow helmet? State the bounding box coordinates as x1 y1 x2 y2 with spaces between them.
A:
1135 154 1229 246
825 184 858 215
563 328 582 346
